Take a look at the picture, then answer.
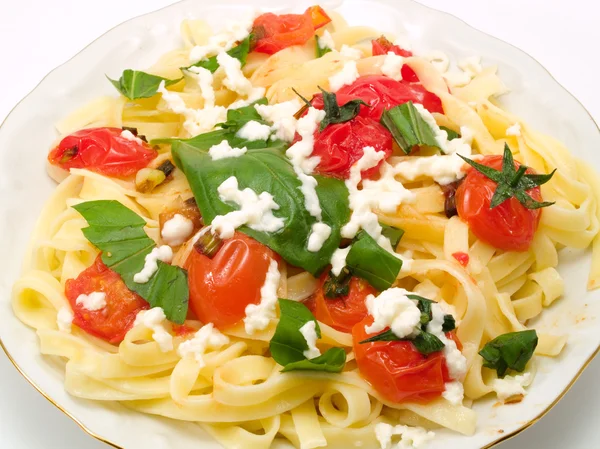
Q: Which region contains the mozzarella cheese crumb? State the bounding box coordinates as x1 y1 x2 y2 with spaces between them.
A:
427 303 467 381
57 306 73 332
211 176 284 239
255 99 301 142
340 44 362 60
244 259 281 334
319 30 335 50
208 140 248 161
187 65 216 107
307 222 332 252
236 120 272 141
134 307 173 352
330 246 351 276
492 373 531 401
329 60 360 92
375 423 435 449
365 288 422 337
506 122 522 136
217 51 253 96
133 245 173 283
120 129 143 144
75 292 107 311
189 16 254 63
442 380 465 405
381 51 404 81
178 323 230 367
299 320 321 359
161 214 194 246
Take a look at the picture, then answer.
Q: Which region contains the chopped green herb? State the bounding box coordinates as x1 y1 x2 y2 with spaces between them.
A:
323 267 352 298
440 126 460 141
479 330 538 378
315 35 332 58
182 35 252 73
317 87 368 131
380 101 442 154
381 223 405 249
108 70 182 100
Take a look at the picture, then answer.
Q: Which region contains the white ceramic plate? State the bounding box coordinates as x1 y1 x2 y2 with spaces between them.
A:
1 0 599 448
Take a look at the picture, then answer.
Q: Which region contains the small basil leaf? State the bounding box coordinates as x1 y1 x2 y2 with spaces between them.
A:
183 35 252 73
380 101 441 154
440 126 460 141
323 267 352 299
108 70 182 100
381 223 405 249
217 98 269 131
318 86 368 131
411 330 446 355
315 35 333 58
442 314 456 332
479 330 538 378
407 294 435 326
359 329 400 343
281 347 346 373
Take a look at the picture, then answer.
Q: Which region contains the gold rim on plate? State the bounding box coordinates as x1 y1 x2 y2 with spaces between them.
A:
0 0 599 448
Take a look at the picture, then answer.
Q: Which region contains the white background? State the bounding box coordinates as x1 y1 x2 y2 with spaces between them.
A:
0 0 598 448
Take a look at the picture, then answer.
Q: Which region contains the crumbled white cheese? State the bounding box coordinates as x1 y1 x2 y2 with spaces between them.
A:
187 65 216 108
299 320 321 359
307 222 332 252
120 129 143 144
189 16 254 63
375 423 435 449
211 176 284 239
319 30 335 50
381 51 404 81
255 99 302 142
442 381 465 405
133 245 174 284
492 373 531 401
458 56 483 78
244 259 281 334
208 140 248 161
329 60 360 92
506 122 521 136
330 246 351 276
134 307 173 352
426 50 450 73
217 51 253 96
365 288 422 337
161 214 194 246
178 323 229 367
427 304 467 380
340 44 362 60
236 120 272 141
57 306 73 332
75 292 107 311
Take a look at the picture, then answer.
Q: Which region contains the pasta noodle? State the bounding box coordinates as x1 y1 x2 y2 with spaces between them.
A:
11 6 599 449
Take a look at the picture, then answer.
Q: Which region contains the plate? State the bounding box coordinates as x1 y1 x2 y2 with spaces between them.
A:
0 0 599 448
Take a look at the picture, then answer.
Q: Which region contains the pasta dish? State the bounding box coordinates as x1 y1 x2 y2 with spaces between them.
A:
11 5 600 449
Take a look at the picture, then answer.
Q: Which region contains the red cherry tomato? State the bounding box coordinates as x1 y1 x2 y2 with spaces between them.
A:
308 115 393 180
65 255 149 344
311 75 443 122
352 316 457 403
452 252 470 267
48 127 157 178
456 155 543 252
252 6 331 55
305 272 377 333
187 232 279 330
371 36 419 82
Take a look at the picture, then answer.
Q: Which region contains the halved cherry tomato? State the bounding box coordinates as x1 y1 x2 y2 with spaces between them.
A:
456 155 543 252
311 75 443 122
306 272 377 333
48 127 157 178
371 36 419 82
65 255 149 344
452 251 469 267
187 232 279 330
308 115 393 180
252 6 331 55
352 316 455 403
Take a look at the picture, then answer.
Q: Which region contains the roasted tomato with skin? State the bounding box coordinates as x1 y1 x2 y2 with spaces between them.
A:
65 255 149 344
252 6 331 55
371 36 419 82
352 316 457 403
48 127 157 178
305 272 377 333
187 232 279 330
456 155 543 252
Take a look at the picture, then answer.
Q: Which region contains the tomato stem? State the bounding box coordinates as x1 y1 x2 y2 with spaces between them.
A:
194 228 223 258
510 165 527 187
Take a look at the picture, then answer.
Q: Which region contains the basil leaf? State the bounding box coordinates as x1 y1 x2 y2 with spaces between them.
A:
183 35 252 73
407 294 435 325
412 330 446 355
271 299 346 373
315 36 332 58
281 347 346 373
319 87 368 131
172 140 350 276
442 314 456 332
218 98 269 131
73 200 189 323
479 330 538 378
359 329 399 343
108 70 182 100
323 267 352 299
381 223 404 249
345 231 402 291
440 126 460 140
380 101 441 154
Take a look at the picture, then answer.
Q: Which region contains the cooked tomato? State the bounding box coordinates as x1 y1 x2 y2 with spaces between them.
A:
252 6 331 55
452 252 469 267
187 232 278 330
456 155 543 252
308 115 393 180
306 272 377 333
48 127 157 178
311 75 443 122
65 255 149 344
371 36 419 82
352 316 453 403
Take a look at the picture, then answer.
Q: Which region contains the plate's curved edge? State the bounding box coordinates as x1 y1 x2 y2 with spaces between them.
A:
0 1 598 449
